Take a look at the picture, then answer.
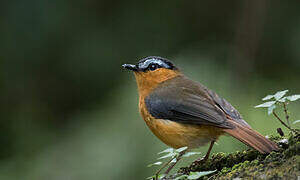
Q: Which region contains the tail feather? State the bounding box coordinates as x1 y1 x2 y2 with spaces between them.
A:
224 119 278 153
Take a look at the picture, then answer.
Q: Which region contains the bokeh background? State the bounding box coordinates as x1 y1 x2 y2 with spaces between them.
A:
1 1 300 179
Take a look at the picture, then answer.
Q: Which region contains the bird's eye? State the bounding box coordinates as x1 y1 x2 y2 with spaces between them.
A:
148 64 158 71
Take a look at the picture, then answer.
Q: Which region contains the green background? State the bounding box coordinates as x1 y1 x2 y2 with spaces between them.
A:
1 1 300 179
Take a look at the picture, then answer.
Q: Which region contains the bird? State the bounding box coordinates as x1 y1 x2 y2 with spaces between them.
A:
122 56 278 176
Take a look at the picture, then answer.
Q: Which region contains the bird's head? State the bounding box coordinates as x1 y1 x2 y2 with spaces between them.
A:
123 56 181 96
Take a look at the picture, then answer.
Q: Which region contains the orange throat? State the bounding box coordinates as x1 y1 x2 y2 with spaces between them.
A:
134 68 181 98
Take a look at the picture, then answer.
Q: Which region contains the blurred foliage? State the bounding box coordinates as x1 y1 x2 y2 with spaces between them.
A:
1 0 300 179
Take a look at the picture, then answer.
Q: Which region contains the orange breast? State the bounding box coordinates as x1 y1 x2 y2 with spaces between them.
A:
139 98 224 149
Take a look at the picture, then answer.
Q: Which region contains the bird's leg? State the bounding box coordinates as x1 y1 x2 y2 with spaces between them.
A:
203 140 215 161
196 140 215 162
164 150 186 175
155 156 176 180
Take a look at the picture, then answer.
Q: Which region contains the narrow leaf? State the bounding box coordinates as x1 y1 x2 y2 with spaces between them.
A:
174 175 188 180
158 152 176 160
158 148 174 154
286 95 300 101
176 146 188 153
274 90 288 100
147 161 163 167
262 95 274 101
187 170 216 179
255 101 276 108
171 158 177 163
268 104 276 115
146 176 154 180
277 97 287 102
147 174 166 180
293 120 300 124
158 174 166 179
183 152 201 157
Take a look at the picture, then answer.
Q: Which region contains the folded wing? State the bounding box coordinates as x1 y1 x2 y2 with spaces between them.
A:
144 76 233 128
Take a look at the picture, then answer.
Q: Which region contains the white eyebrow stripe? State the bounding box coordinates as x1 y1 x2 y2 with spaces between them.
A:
138 59 170 69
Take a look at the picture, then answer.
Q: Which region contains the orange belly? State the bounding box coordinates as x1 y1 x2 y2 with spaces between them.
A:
146 117 223 149
139 100 224 149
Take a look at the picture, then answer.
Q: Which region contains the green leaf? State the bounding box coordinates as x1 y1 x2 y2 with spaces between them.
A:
262 94 274 101
158 148 174 154
274 90 288 100
174 174 188 180
176 146 188 153
171 158 177 163
293 120 300 124
147 161 163 167
255 101 276 108
187 170 216 179
158 152 176 160
146 174 166 180
286 95 300 101
158 174 166 179
277 97 287 102
183 152 201 157
268 104 276 115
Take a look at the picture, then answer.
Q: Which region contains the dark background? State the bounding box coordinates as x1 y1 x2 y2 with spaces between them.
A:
1 1 300 179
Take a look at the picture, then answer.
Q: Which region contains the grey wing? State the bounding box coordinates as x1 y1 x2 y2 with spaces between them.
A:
144 79 233 128
206 89 251 128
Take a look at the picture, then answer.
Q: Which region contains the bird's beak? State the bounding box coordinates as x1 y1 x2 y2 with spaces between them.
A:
122 64 138 71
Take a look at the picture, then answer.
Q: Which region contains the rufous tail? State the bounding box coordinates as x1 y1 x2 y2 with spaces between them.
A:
223 119 279 153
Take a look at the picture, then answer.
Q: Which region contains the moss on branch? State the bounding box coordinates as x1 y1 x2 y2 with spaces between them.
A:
171 134 300 179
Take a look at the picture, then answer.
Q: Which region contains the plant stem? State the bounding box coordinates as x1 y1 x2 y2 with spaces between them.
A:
273 111 297 133
155 155 176 180
282 102 290 126
164 151 186 175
